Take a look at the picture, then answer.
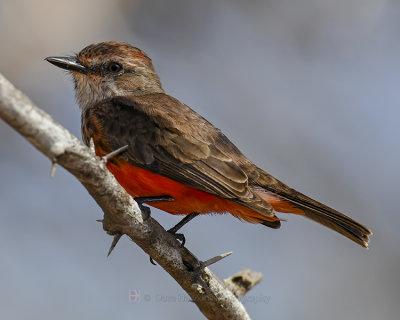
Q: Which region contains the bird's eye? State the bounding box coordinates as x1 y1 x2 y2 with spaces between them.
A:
106 62 123 74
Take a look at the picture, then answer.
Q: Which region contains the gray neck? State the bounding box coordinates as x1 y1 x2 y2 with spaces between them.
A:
74 76 164 111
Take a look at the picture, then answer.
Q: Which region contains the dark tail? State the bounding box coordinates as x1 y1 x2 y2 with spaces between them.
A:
253 173 372 248
301 206 372 248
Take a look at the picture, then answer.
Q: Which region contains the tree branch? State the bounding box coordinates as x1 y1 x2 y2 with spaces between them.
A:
0 73 259 319
224 268 263 298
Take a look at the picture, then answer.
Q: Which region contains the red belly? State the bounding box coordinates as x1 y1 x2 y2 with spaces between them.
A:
106 160 279 224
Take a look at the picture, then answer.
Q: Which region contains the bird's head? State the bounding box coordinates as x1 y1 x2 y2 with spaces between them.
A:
46 41 164 110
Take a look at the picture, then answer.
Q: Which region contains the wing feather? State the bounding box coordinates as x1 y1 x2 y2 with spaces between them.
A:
82 94 275 218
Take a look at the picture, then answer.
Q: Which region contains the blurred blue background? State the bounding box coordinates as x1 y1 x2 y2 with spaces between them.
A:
0 0 399 319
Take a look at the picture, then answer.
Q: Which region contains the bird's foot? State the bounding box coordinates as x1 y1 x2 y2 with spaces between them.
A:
106 195 174 258
167 229 186 247
167 212 199 247
133 195 174 265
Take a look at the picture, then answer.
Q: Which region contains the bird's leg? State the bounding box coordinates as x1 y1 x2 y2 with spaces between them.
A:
135 196 174 220
167 212 199 247
136 195 174 265
149 211 198 266
107 195 174 258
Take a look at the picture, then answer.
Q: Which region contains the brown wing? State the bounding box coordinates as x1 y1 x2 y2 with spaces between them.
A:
82 93 275 218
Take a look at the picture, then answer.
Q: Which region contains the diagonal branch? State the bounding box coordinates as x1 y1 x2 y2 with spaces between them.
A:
0 73 257 319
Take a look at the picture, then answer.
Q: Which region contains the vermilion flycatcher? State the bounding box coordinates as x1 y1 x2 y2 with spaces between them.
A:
46 41 371 248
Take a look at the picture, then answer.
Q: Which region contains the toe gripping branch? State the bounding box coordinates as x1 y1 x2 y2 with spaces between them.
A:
148 212 198 265
107 195 174 257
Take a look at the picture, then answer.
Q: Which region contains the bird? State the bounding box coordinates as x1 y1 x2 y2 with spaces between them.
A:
46 41 372 249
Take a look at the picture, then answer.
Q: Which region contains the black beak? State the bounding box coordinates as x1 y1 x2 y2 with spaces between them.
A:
45 56 87 74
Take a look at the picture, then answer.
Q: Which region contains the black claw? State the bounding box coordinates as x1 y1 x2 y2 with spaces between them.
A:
149 256 157 265
168 230 186 247
135 199 151 220
140 204 152 221
166 212 199 247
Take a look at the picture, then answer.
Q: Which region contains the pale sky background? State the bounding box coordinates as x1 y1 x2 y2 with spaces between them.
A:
0 0 399 319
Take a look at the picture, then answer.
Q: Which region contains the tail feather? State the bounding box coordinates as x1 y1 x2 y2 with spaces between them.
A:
301 207 371 248
252 173 372 248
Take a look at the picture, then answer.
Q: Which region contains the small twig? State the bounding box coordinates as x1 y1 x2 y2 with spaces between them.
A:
224 268 263 298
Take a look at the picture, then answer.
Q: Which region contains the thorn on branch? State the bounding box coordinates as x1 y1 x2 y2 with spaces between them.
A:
89 138 95 153
102 145 128 163
183 251 233 299
50 159 57 178
107 234 123 257
202 251 232 267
